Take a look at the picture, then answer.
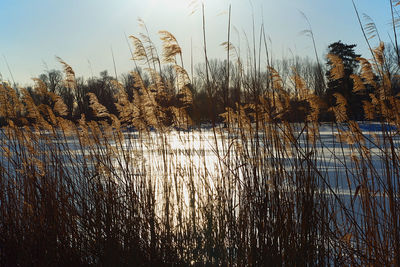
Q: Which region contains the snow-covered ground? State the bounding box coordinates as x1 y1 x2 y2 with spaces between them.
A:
1 122 399 217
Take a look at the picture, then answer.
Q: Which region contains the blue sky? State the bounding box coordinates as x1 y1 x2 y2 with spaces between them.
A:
0 0 393 85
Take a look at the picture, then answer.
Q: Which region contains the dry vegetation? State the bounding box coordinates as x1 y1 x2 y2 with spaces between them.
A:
1 9 400 267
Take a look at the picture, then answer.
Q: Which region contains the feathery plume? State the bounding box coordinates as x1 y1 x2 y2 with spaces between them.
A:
291 69 309 100
48 92 68 116
21 88 41 120
159 30 182 64
363 100 375 120
145 68 165 93
114 82 135 123
46 105 57 125
306 94 321 122
268 66 283 90
57 117 75 136
331 93 348 122
363 14 380 41
32 78 48 96
357 57 376 86
177 84 193 108
373 41 385 66
327 54 344 80
87 92 110 118
221 41 237 58
131 71 146 91
129 35 147 61
137 24 160 67
174 65 191 91
56 57 76 89
351 74 366 93
170 106 192 129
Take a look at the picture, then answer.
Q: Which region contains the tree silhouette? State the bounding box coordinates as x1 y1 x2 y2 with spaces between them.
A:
325 41 362 120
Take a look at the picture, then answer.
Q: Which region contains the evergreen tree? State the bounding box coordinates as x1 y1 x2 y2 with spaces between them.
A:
325 41 362 120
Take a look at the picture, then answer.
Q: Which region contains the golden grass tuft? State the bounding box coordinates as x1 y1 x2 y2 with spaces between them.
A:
268 66 284 90
351 74 366 93
331 92 348 122
159 30 182 64
49 92 68 117
357 57 376 86
291 69 309 100
327 54 344 80
305 94 321 122
129 35 148 61
87 92 110 118
363 100 375 120
373 41 385 66
32 78 48 96
56 56 76 89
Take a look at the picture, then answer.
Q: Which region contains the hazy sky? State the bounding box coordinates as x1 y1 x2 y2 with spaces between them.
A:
0 0 393 85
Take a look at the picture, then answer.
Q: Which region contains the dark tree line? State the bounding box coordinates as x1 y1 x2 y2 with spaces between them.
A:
4 40 399 127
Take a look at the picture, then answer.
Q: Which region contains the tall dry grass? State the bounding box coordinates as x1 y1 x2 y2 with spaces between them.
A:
0 19 400 267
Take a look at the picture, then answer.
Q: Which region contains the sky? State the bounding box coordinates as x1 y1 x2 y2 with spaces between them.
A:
0 0 394 86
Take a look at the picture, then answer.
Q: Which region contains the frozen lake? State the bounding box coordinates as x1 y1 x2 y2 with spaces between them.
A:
1 121 399 223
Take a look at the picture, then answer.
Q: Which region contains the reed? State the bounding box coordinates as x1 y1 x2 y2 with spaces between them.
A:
1 9 400 267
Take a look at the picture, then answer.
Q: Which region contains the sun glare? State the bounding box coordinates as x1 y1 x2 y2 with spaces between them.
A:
148 0 193 8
